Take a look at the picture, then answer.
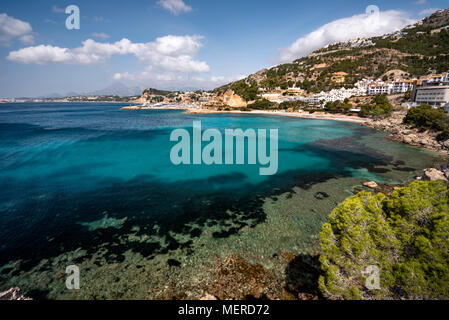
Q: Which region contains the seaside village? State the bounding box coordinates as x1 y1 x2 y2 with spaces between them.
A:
3 71 448 112
120 70 449 113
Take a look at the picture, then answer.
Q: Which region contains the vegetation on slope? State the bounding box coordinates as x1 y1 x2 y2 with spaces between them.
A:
319 181 449 300
324 99 353 114
358 94 394 119
247 98 274 110
403 104 449 141
217 9 449 94
230 80 259 101
142 88 174 96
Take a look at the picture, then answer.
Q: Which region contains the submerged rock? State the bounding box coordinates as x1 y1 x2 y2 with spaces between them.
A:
208 254 275 300
314 192 330 200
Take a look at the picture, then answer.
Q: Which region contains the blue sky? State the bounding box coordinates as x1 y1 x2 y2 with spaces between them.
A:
0 0 447 97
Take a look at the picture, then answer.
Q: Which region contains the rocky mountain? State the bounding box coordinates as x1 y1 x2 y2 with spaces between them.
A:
88 82 143 97
215 8 449 96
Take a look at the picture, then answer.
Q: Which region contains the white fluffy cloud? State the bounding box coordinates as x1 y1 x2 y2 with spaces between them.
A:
0 13 34 45
279 10 416 63
414 0 427 5
158 0 192 15
91 32 110 39
115 71 243 83
51 5 65 13
7 35 210 73
114 70 245 90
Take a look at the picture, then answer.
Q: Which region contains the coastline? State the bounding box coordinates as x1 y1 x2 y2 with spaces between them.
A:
187 109 369 123
1 101 136 104
363 111 449 156
120 105 369 124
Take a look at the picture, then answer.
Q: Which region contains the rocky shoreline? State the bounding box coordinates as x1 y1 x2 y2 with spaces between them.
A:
362 111 449 182
363 111 449 155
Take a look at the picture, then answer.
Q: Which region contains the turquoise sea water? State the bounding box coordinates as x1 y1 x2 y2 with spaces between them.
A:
0 103 442 299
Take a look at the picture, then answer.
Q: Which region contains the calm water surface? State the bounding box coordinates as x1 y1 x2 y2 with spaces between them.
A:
0 103 442 299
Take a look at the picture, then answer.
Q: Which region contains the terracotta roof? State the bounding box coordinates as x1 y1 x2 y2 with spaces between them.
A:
332 72 349 76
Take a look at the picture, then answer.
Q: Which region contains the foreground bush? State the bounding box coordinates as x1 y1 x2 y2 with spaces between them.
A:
319 181 449 300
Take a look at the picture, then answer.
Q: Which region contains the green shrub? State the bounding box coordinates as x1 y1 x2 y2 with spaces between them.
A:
324 100 353 114
319 181 449 300
247 99 274 110
359 94 393 118
279 100 308 111
231 81 259 101
403 104 448 133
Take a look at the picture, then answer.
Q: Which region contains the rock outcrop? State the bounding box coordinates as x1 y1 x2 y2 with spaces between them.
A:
0 288 31 300
421 8 449 29
419 162 449 183
207 90 247 108
364 111 449 154
199 294 218 300
422 168 448 182
363 181 379 189
222 90 247 108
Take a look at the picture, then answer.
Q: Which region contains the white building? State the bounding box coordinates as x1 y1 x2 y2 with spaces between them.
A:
261 93 283 103
355 79 370 91
393 81 415 93
367 80 414 95
367 82 393 95
414 85 449 108
426 73 449 85
307 86 367 107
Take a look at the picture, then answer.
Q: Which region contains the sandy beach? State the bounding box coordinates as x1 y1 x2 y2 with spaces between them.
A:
187 109 370 124
121 105 370 124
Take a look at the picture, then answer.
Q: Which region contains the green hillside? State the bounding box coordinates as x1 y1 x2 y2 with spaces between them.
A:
215 9 449 95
